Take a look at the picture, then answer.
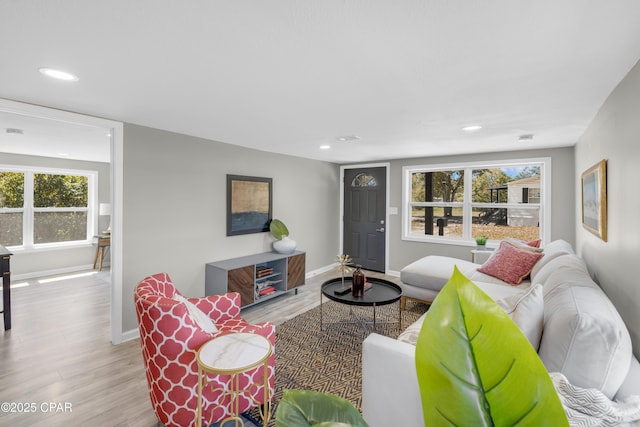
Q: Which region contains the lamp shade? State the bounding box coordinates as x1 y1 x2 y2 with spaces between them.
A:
99 203 112 216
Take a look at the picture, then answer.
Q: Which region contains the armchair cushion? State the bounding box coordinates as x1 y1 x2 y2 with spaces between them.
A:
173 294 219 333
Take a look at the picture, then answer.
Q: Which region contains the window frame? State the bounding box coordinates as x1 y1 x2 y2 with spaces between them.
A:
0 165 98 251
402 157 551 246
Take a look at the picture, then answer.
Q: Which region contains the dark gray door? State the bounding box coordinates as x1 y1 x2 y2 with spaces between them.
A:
343 167 386 272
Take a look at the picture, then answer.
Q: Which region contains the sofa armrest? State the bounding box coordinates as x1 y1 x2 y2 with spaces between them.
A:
362 333 424 427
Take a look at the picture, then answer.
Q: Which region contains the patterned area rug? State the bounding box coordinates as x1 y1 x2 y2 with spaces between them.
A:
247 299 429 425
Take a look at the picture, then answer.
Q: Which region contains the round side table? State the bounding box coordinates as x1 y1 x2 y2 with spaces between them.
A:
196 332 272 427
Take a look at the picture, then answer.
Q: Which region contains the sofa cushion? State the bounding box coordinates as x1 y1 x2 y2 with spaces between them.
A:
496 284 544 350
536 255 598 296
477 241 543 285
400 256 478 292
530 239 575 281
399 283 542 349
539 284 632 399
470 270 531 288
530 254 589 289
474 281 527 300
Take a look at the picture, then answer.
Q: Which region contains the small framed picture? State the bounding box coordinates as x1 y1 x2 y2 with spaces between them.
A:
581 159 607 241
226 175 273 236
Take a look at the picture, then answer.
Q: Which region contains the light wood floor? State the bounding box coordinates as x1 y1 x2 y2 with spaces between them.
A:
0 268 401 426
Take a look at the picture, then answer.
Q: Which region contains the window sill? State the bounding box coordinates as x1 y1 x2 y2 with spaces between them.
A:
401 235 498 250
6 241 94 254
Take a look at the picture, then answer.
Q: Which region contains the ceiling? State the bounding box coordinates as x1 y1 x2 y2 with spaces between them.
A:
1 1 640 164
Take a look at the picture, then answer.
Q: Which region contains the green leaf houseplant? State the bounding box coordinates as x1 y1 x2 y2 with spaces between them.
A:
415 267 569 426
275 389 369 427
475 235 488 248
270 219 297 254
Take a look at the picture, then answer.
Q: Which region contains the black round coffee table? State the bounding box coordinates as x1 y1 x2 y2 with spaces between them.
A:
320 277 402 330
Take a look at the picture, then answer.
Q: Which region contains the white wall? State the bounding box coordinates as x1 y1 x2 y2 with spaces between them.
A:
575 59 640 358
1 152 111 278
121 124 340 332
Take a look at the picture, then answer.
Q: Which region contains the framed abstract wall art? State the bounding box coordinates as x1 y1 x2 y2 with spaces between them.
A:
226 175 272 236
581 159 607 241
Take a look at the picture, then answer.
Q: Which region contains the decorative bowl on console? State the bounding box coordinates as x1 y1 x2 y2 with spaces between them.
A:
270 219 297 254
273 236 297 254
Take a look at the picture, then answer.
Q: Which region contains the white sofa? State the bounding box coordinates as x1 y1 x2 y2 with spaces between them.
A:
362 240 640 427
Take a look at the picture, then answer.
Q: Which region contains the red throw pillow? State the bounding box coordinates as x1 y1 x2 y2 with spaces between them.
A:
478 241 544 285
527 239 541 248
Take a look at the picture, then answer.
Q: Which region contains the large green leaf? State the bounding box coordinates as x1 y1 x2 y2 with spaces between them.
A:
270 219 289 240
415 266 569 426
275 389 369 427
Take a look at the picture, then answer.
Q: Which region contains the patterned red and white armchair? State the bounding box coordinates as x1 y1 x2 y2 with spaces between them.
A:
134 273 275 427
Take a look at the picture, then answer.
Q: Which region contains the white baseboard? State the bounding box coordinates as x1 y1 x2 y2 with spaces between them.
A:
306 263 401 278
386 269 401 277
12 264 105 281
121 328 140 343
306 263 338 278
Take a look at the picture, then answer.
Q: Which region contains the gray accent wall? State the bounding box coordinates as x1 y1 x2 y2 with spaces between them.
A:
1 152 111 277
383 147 575 272
121 124 340 332
575 59 640 358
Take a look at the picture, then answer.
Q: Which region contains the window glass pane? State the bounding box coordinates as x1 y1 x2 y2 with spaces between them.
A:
472 166 540 203
351 173 377 187
411 171 464 203
0 213 23 246
410 206 463 237
34 212 88 244
0 172 24 208
472 207 539 241
34 174 88 208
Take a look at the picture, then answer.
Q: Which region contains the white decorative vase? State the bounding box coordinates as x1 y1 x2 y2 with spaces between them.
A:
273 236 297 254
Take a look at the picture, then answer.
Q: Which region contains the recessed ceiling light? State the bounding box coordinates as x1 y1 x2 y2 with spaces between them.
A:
39 67 79 82
518 134 534 142
336 135 360 142
462 125 482 132
320 145 331 150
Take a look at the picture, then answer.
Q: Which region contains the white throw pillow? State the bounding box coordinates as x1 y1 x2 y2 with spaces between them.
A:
173 294 219 333
398 312 427 345
496 283 544 350
397 284 543 349
502 237 544 253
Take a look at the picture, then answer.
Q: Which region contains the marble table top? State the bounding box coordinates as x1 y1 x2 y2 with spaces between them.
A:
198 332 271 372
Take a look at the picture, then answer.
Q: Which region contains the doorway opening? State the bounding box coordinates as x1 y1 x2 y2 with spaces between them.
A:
0 98 124 343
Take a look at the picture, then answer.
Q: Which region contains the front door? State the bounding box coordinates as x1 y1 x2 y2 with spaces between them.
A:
343 167 386 272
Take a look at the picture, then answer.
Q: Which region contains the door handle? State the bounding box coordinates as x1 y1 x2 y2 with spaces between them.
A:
376 227 385 232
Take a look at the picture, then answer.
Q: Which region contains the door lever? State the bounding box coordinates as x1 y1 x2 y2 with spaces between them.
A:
376 227 385 232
